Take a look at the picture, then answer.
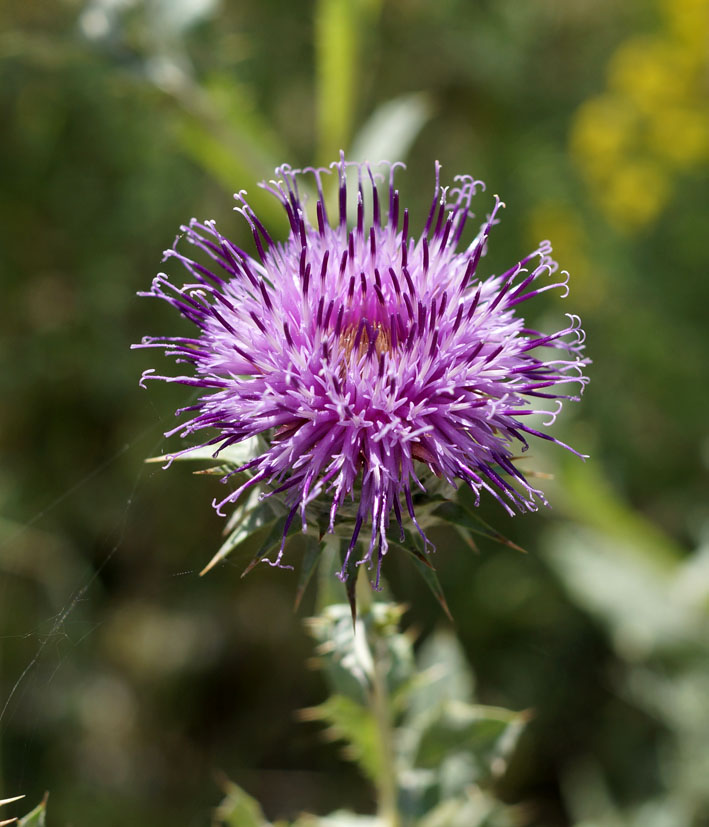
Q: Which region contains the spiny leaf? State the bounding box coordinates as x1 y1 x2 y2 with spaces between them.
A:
316 537 349 612
300 694 381 784
17 795 47 827
431 501 526 553
305 604 373 702
391 540 452 621
337 544 361 627
346 570 358 627
201 494 275 575
241 516 299 577
294 539 325 610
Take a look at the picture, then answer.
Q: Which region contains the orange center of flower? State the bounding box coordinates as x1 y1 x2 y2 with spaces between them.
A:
339 321 392 362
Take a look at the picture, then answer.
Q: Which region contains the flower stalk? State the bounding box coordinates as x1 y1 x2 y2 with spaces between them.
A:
370 633 401 827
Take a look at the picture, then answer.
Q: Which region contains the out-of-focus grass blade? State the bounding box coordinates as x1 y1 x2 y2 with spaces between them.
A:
176 116 286 232
315 0 358 163
170 78 289 229
315 0 382 164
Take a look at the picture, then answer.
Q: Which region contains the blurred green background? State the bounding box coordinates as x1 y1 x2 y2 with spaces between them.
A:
1 0 708 824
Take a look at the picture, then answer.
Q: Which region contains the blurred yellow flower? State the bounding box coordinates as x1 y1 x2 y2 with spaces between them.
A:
662 0 709 52
571 94 639 177
570 0 709 232
607 36 695 113
647 106 709 168
599 160 670 231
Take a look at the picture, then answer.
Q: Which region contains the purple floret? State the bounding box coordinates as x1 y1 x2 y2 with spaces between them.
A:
135 156 589 585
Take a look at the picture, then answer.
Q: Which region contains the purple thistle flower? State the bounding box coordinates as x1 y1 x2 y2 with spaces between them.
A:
135 156 589 587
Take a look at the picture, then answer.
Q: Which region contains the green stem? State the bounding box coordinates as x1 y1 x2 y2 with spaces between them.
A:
370 635 401 827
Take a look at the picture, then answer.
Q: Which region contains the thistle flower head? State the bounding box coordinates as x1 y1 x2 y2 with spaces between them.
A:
136 156 589 587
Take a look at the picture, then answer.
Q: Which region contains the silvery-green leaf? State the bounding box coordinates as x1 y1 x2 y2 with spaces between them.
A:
413 702 528 786
306 603 410 704
306 604 375 702
316 816 381 827
407 630 475 722
147 436 262 468
223 485 266 536
624 666 709 736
